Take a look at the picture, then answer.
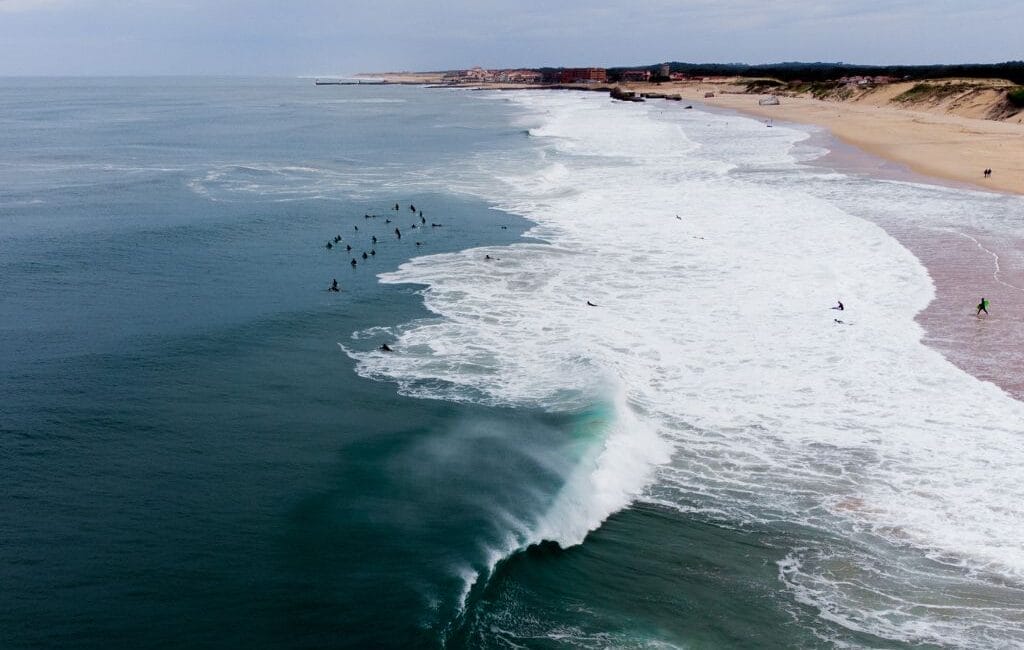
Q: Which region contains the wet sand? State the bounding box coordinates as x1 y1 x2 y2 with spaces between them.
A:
800 127 1024 400
670 86 1024 197
649 91 1024 399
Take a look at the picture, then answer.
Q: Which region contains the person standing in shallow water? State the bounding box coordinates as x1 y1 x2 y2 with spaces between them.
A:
977 297 990 317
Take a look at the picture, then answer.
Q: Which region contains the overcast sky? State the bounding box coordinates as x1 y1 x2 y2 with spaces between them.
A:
0 0 1019 75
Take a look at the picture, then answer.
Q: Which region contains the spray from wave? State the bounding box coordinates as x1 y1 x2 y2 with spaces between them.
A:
342 90 1024 646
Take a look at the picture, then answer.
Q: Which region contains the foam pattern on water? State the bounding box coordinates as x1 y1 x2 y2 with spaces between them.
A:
346 91 1024 645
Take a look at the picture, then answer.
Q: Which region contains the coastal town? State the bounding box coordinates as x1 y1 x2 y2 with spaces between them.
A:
366 64 906 88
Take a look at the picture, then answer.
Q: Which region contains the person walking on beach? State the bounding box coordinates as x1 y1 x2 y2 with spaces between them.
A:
977 297 990 317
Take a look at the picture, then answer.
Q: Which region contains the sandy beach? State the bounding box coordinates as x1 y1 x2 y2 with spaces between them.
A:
648 82 1024 400
366 72 1024 398
659 83 1024 196
371 71 1024 197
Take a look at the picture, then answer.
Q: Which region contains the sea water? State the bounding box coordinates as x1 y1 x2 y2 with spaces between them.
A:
2 80 1024 649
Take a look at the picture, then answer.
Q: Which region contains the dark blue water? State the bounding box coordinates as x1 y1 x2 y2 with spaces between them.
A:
2 79 929 650
0 78 579 648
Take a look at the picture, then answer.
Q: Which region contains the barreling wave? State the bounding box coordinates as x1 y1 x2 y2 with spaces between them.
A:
347 89 1024 646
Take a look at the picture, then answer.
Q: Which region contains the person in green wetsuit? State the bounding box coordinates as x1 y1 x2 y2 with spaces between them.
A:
976 297 990 317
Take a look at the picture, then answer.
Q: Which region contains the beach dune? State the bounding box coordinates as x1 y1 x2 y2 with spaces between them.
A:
670 82 1024 196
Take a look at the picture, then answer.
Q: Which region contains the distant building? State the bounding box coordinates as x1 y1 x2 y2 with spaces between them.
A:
498 69 542 83
620 70 651 82
442 66 498 83
558 68 607 83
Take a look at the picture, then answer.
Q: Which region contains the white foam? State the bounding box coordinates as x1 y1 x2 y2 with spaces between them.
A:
344 90 1024 645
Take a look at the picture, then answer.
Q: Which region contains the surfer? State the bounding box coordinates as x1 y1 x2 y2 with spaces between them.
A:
832 301 844 311
326 241 333 250
329 279 339 292
977 297 990 317
394 203 399 210
351 258 357 267
395 227 401 239
379 343 392 352
362 251 368 260
372 235 377 244
587 300 598 307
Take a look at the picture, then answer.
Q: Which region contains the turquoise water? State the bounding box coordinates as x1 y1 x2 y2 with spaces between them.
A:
0 78 566 648
3 79 1023 649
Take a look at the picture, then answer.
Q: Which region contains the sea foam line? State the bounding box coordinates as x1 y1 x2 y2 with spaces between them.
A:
954 230 1024 294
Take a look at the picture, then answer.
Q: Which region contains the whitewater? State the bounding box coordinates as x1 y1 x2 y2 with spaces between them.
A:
345 90 1024 646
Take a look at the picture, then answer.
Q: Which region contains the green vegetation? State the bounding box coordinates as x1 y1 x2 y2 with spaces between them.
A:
892 82 973 103
1008 87 1024 107
745 79 783 93
805 80 842 99
893 83 935 102
620 61 1024 85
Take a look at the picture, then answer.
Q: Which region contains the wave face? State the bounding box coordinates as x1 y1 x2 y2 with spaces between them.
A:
343 90 1024 646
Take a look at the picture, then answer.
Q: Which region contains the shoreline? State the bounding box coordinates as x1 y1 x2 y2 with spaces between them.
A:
804 128 1024 401
360 77 1024 400
658 83 1024 197
363 73 1024 196
660 88 1024 401
513 82 1024 401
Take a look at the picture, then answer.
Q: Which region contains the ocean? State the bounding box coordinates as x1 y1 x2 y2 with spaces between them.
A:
2 78 1024 649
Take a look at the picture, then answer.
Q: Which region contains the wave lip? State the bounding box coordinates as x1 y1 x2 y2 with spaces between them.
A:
347 88 1024 645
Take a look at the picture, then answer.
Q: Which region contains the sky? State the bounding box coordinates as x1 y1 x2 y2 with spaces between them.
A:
0 0 1019 75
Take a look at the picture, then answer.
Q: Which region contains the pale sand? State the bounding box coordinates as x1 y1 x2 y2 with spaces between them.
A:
633 82 1024 399
364 73 1024 396
663 83 1024 196
368 73 1024 195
